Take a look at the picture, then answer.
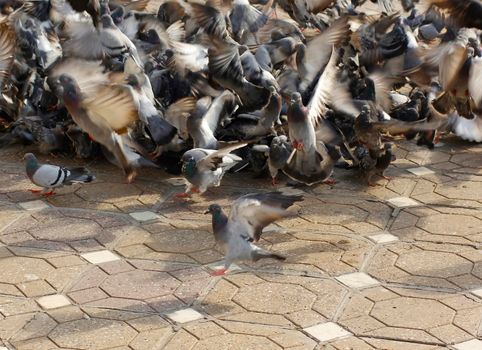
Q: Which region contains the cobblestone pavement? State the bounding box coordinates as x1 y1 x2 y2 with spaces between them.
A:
0 136 481 350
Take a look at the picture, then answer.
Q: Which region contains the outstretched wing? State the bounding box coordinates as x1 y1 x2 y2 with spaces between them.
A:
228 191 303 241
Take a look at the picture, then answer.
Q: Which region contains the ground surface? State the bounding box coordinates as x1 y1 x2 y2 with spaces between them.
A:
0 136 481 350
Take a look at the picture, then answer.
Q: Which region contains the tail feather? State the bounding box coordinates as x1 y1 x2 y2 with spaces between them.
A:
66 167 95 183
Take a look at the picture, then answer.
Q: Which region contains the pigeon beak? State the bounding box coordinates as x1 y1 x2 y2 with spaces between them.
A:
204 210 210 215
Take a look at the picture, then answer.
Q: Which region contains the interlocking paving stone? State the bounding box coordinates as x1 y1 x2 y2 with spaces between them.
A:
303 322 351 342
0 136 481 348
80 250 120 264
387 197 420 208
129 211 160 222
407 167 435 176
368 233 399 243
335 272 380 289
18 200 50 210
453 339 482 350
36 295 71 309
166 308 204 323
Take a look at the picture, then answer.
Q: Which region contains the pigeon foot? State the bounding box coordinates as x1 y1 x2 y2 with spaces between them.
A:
29 189 42 194
43 191 55 196
175 192 191 199
323 178 336 186
211 268 227 276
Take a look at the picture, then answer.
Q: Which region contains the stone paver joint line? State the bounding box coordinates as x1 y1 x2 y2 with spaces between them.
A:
303 322 352 342
80 250 120 264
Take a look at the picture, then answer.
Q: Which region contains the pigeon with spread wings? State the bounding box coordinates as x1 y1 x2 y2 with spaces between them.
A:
205 191 303 275
283 47 342 186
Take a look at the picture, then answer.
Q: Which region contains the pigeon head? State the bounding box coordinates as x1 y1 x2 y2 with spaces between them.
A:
23 153 37 162
290 92 302 105
58 75 82 107
23 153 39 177
101 14 115 28
204 204 222 215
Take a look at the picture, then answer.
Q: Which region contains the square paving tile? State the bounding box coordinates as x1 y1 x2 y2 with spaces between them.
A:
335 272 380 289
471 288 482 298
18 200 50 211
166 308 204 323
453 339 482 350
129 211 160 222
387 197 419 208
407 167 435 176
37 295 71 309
81 250 120 264
368 233 399 244
303 322 351 342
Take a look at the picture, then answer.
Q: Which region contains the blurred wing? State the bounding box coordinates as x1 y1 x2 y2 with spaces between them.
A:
63 19 104 59
469 57 482 109
83 84 139 134
306 47 338 128
368 71 396 112
198 142 246 171
50 59 108 95
372 118 445 135
190 3 227 38
0 20 15 88
299 17 349 91
229 191 302 240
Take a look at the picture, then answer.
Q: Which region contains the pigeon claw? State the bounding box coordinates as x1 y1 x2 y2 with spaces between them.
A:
323 178 336 186
191 187 201 194
381 175 392 181
292 140 304 151
271 177 278 186
43 191 55 196
29 189 42 194
211 268 227 276
175 192 191 199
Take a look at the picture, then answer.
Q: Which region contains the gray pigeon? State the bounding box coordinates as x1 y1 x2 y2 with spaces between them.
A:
268 135 293 185
284 48 341 185
205 191 303 275
24 153 95 196
178 143 247 197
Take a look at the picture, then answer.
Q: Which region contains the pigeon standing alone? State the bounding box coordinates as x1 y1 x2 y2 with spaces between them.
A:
24 153 95 195
205 191 303 275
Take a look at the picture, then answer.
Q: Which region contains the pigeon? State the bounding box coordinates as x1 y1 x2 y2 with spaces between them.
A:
55 72 140 182
205 191 303 275
355 142 395 186
24 153 95 196
283 48 342 186
178 142 248 198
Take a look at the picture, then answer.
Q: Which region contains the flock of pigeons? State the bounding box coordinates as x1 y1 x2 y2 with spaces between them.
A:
1 0 481 273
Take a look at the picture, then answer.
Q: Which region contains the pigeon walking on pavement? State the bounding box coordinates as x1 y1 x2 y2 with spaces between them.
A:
24 152 95 196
